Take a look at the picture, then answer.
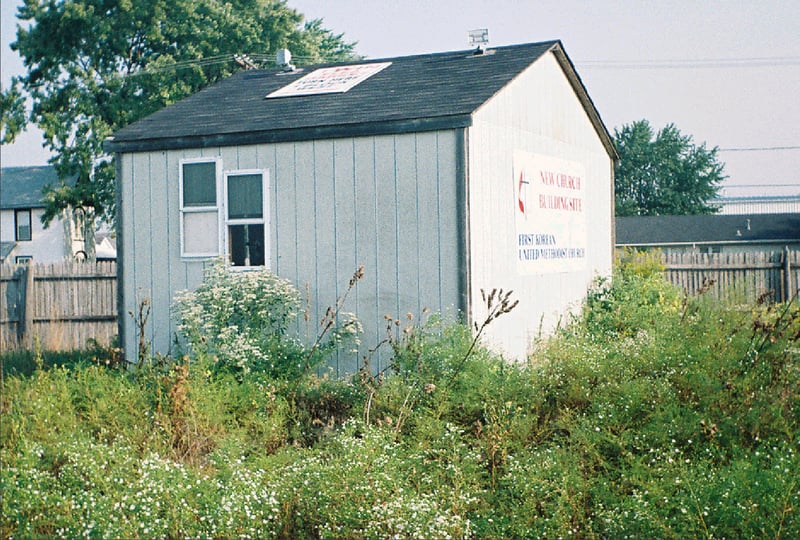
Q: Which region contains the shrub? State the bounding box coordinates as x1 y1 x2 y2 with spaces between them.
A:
173 260 303 376
173 260 361 379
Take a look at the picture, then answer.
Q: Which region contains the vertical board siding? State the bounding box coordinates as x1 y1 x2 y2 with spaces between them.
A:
352 137 381 365
313 141 337 334
166 150 186 348
293 140 318 342
375 137 399 321
395 135 421 317
120 130 460 375
434 133 461 315
415 132 445 312
273 144 297 278
131 153 154 350
149 152 171 351
119 153 137 358
333 139 358 374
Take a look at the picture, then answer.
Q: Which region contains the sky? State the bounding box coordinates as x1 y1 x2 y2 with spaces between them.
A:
2 0 799 196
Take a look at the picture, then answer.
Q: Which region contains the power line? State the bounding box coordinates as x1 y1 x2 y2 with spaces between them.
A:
577 56 800 69
718 146 800 152
722 183 800 188
123 52 337 78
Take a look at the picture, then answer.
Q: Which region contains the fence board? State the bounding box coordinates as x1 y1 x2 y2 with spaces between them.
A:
0 261 117 351
661 249 797 304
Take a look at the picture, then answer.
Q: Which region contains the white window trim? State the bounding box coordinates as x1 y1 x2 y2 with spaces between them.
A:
179 157 223 258
223 168 270 270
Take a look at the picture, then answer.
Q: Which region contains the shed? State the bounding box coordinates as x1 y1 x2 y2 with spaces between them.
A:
105 40 617 369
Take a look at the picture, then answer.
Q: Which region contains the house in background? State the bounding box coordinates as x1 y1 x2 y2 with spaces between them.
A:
1 166 77 264
106 40 617 368
616 213 800 254
0 166 115 264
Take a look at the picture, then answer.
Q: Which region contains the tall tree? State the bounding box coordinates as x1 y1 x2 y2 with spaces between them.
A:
614 120 726 216
9 0 356 230
0 83 26 144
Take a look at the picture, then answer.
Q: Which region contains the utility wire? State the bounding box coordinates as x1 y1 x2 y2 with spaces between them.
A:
123 52 338 78
723 183 800 188
577 56 800 69
120 53 800 78
718 145 800 152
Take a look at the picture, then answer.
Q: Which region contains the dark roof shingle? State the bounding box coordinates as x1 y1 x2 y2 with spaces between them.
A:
106 41 615 156
616 214 800 246
0 166 76 209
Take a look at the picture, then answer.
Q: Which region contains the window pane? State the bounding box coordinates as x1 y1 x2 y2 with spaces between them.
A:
227 174 263 219
183 162 217 207
183 211 218 254
16 210 32 241
229 224 265 266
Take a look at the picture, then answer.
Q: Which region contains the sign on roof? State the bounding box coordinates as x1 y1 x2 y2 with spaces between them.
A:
267 62 391 98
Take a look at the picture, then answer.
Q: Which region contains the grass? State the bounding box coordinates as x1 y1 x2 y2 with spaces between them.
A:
1 262 798 538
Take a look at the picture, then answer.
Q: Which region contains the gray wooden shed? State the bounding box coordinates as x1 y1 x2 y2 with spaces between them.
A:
106 40 617 370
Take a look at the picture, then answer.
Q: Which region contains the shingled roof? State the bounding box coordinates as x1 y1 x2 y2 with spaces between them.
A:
616 214 800 247
0 166 76 210
105 40 615 157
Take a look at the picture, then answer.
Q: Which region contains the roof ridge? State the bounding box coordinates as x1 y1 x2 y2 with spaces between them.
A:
240 40 562 75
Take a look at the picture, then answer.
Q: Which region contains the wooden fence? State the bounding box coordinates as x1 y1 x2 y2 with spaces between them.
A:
0 261 117 351
0 251 797 352
662 248 799 303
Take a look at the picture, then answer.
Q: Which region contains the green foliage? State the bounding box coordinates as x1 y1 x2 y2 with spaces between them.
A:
173 260 361 379
614 119 726 216
3 271 800 538
616 246 666 279
11 0 357 224
0 83 26 143
173 260 302 376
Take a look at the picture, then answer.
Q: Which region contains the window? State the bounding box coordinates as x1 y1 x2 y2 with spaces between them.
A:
15 256 32 264
15 209 32 241
180 158 221 257
224 170 268 268
179 159 269 267
72 207 86 241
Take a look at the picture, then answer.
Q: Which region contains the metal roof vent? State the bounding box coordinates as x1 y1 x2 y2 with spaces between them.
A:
468 28 489 55
276 48 296 72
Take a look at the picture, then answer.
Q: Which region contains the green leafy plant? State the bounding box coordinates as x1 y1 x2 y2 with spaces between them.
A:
174 260 361 380
3 270 800 539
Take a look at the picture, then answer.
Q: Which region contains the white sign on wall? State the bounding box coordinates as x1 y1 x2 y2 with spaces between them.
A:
267 62 392 98
514 151 587 274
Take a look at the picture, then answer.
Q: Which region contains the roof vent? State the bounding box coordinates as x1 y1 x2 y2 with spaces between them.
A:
468 28 489 54
276 48 296 72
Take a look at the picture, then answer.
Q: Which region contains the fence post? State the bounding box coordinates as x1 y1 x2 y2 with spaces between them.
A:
785 245 793 302
21 261 35 349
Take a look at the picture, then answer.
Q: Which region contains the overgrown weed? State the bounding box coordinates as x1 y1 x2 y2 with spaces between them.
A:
2 260 799 538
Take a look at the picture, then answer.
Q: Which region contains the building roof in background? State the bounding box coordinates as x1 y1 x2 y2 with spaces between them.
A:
0 166 76 209
0 241 16 262
616 213 800 246
105 41 616 159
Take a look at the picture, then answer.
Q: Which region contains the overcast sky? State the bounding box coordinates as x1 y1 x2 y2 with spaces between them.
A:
2 0 799 195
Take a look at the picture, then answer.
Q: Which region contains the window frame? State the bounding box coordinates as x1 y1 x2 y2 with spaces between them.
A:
15 209 32 242
223 169 270 269
179 157 223 258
